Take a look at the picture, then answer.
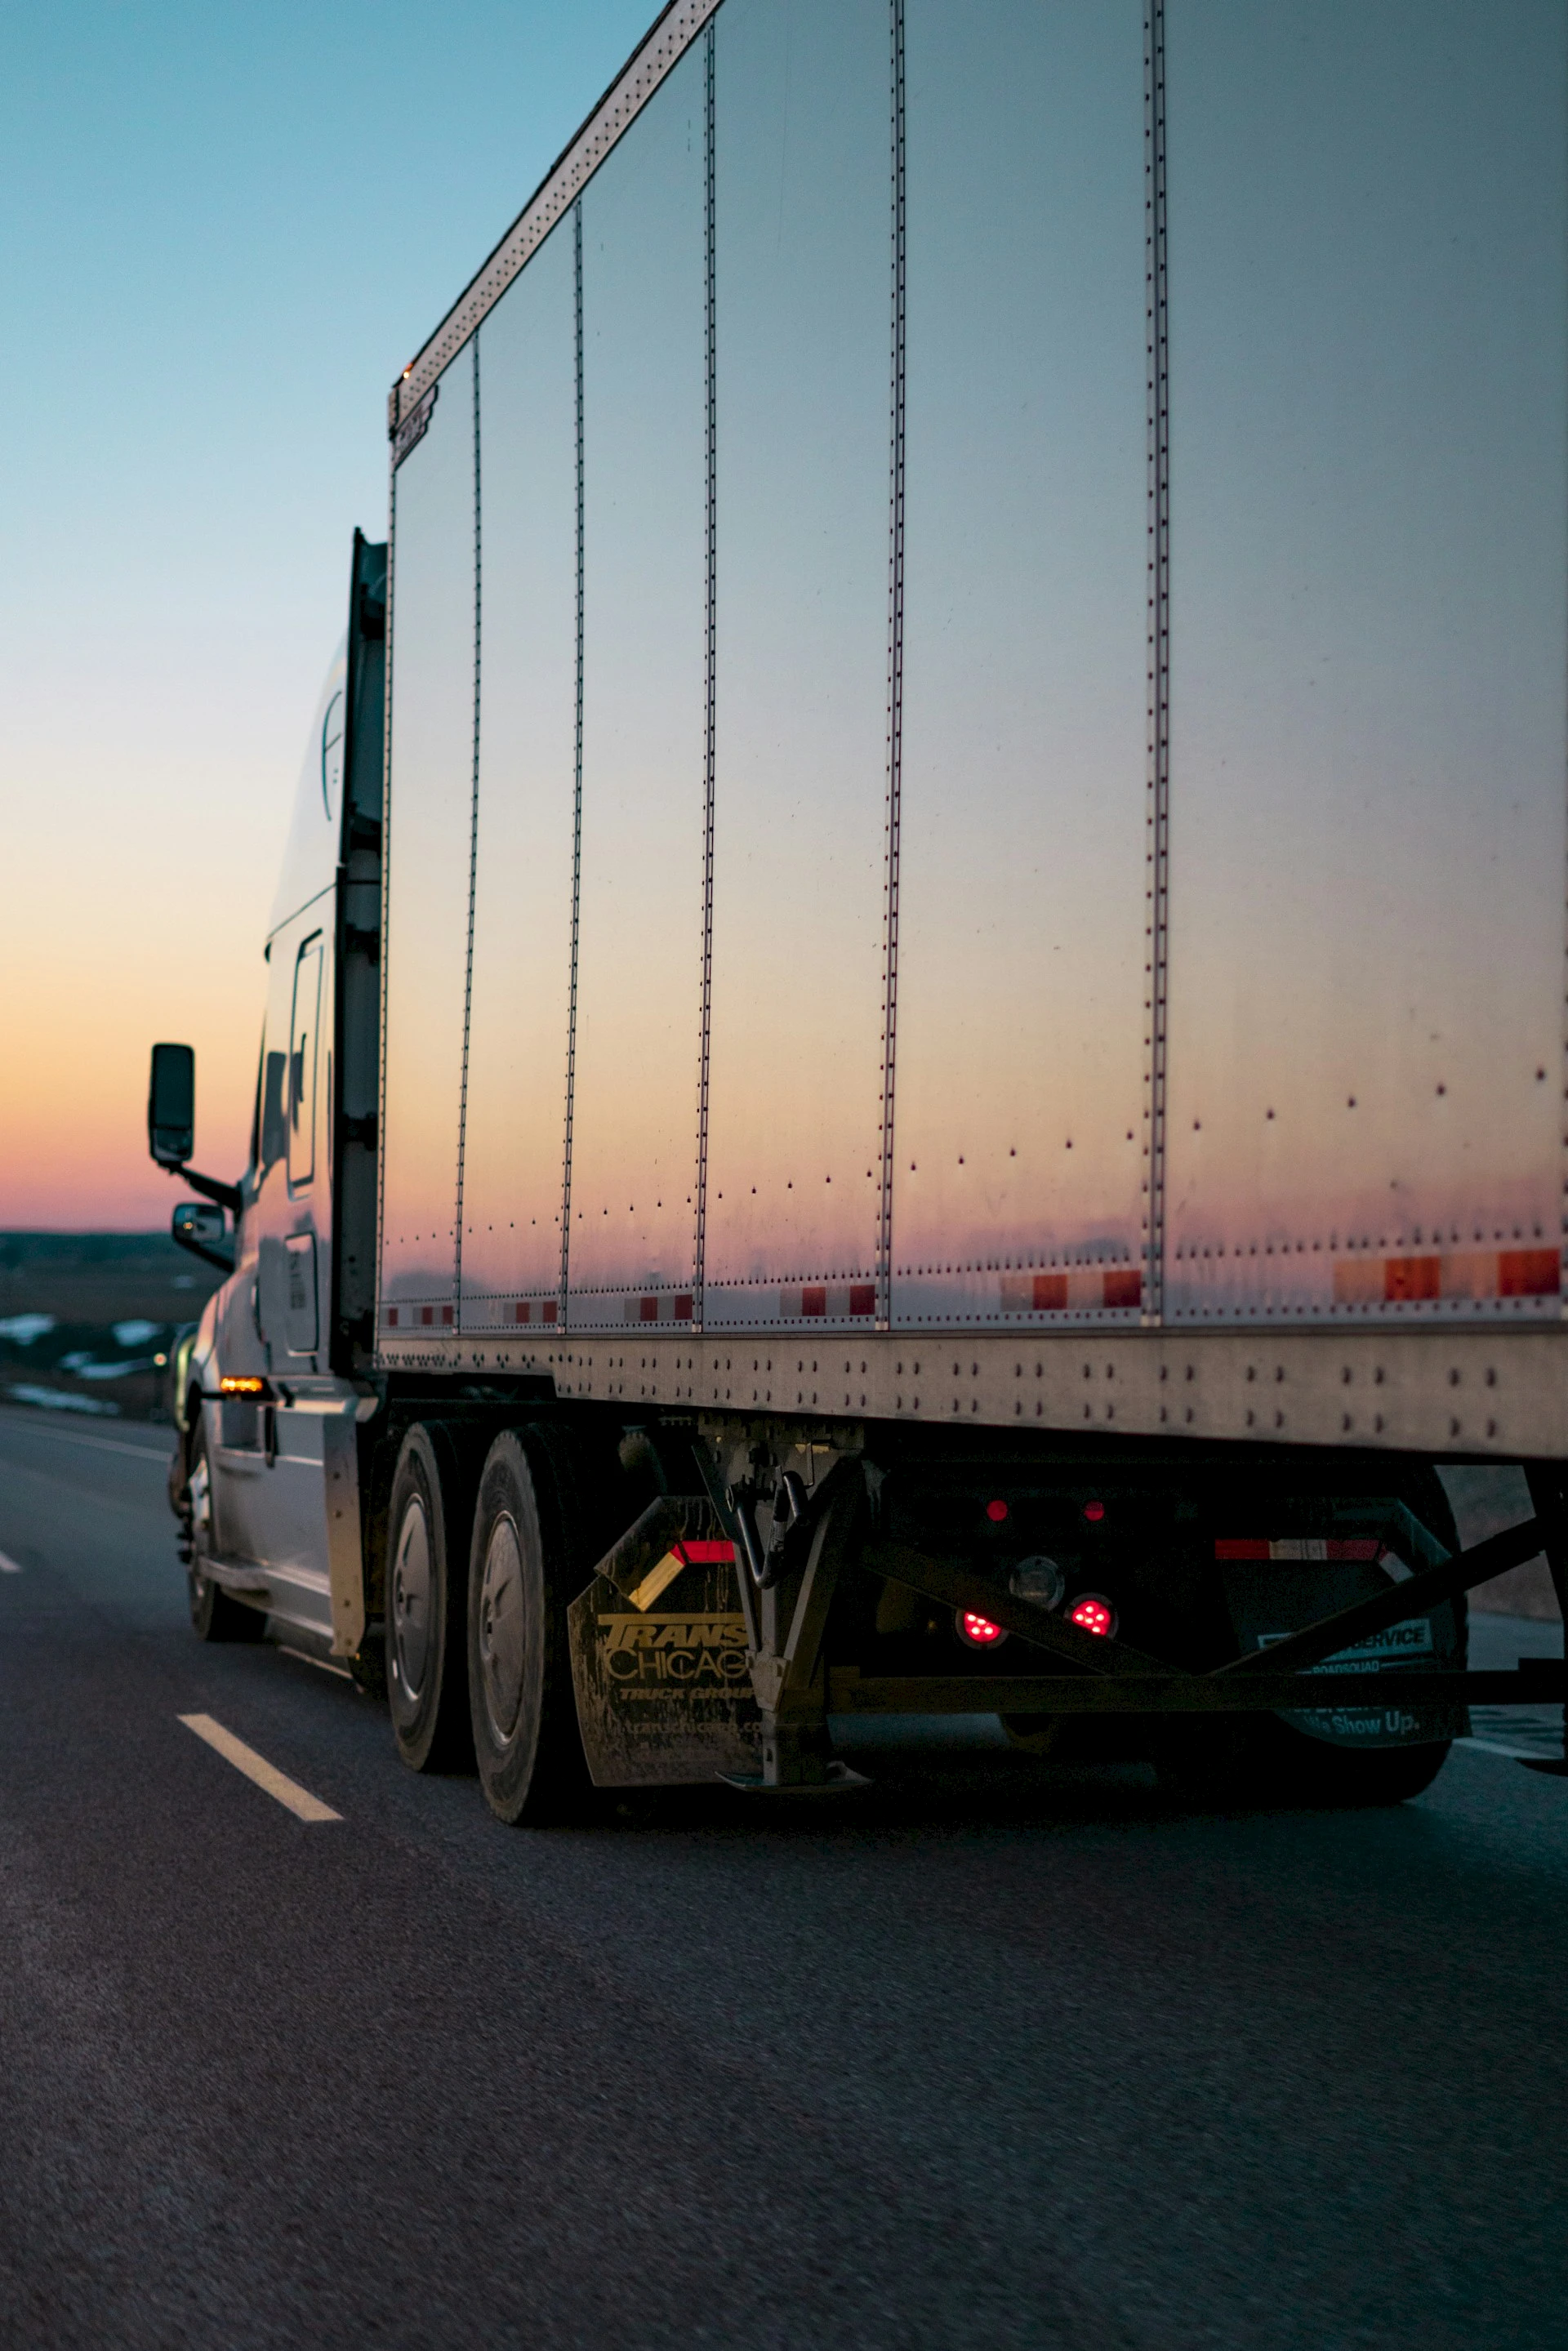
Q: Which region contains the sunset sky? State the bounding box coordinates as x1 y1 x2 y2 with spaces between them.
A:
0 0 649 1228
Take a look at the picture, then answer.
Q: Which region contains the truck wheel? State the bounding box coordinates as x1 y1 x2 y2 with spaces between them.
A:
386 1423 474 1772
466 1427 590 1825
1270 1734 1452 1807
1153 1717 1454 1809
185 1428 265 1643
1260 1469 1463 1808
1158 1471 1465 1809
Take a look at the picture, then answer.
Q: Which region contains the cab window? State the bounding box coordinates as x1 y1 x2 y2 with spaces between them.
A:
287 935 323 1192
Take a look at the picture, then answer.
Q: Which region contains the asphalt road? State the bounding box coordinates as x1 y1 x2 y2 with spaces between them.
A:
1 1404 1564 2351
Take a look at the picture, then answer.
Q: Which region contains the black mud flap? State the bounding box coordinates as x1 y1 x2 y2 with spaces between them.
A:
567 1556 762 1788
1221 1542 1468 1750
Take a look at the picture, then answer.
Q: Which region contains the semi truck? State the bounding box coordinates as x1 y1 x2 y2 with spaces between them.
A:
147 0 1568 1819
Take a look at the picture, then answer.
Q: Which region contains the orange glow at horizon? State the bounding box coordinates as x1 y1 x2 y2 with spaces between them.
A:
0 750 278 1231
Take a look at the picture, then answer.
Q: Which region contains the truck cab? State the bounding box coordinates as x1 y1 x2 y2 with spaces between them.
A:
151 533 385 1656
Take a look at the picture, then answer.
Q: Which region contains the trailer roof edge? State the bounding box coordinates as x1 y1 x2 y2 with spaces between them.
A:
388 0 719 433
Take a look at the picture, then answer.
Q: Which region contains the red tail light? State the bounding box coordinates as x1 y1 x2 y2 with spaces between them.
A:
1069 1594 1116 1639
956 1610 1008 1649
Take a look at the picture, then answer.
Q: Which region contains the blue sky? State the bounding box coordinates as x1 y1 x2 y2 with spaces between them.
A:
0 0 652 1222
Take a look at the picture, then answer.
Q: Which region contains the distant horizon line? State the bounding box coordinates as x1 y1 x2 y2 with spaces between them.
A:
0 1227 190 1240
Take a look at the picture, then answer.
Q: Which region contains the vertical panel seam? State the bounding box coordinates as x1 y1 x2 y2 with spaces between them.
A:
878 0 906 1330
562 199 586 1322
1562 298 1568 1317
1143 0 1170 1326
695 19 718 1332
454 337 483 1325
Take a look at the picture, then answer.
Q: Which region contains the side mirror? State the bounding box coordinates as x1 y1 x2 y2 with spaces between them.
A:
171 1199 234 1276
149 1042 195 1167
173 1201 225 1247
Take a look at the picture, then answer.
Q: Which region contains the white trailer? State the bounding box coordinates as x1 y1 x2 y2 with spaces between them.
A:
149 0 1568 1814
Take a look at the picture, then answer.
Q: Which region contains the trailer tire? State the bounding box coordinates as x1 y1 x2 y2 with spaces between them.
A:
1262 1467 1463 1807
184 1427 265 1643
1155 1717 1454 1810
385 1423 474 1772
466 1426 591 1826
1157 1469 1465 1810
1270 1733 1453 1807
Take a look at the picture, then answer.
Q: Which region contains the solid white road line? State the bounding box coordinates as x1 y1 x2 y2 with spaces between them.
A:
0 1551 21 1574
178 1714 341 1823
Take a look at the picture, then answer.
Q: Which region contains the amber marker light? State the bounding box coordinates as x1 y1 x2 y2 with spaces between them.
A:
219 1375 271 1398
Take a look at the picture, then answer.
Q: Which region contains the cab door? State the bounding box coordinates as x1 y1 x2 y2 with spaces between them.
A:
238 911 343 1635
252 919 329 1370
276 930 323 1356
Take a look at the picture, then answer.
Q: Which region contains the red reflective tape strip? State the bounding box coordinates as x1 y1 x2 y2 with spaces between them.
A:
671 1539 736 1566
387 1307 399 1327
849 1283 875 1317
1217 1537 1382 1561
1499 1248 1559 1297
1337 1247 1557 1304
1383 1255 1441 1302
542 1300 559 1325
999 1267 1140 1312
626 1292 695 1321
801 1286 826 1317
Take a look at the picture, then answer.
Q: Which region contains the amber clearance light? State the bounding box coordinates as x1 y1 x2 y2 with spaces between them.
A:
219 1375 270 1398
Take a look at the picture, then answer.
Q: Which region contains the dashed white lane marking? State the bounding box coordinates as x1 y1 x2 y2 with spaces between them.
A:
178 1714 341 1823
0 1551 21 1574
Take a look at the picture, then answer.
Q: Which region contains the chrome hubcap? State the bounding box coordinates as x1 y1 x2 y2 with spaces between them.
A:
479 1513 525 1743
390 1496 432 1699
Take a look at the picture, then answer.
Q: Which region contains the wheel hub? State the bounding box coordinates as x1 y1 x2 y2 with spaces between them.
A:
479 1512 525 1742
391 1496 432 1699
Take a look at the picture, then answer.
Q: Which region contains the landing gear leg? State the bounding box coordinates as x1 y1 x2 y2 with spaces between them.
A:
716 1458 868 1794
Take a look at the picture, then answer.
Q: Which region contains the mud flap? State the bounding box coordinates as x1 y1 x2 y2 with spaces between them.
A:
1222 1545 1468 1749
568 1555 762 1788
